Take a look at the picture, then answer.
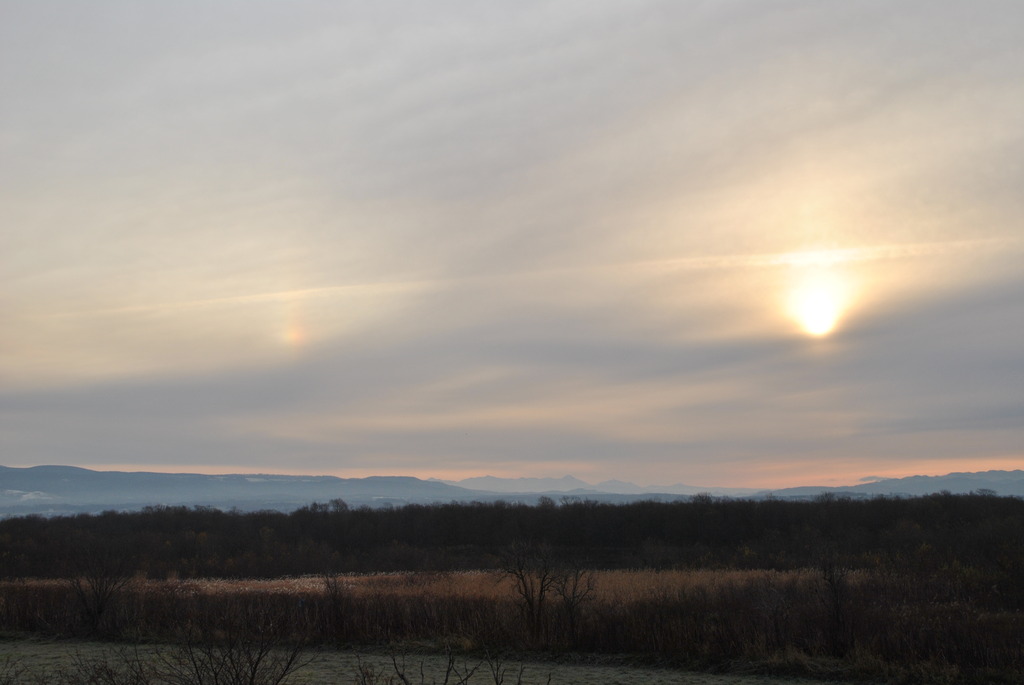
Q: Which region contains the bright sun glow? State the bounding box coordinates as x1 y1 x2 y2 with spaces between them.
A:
788 268 849 337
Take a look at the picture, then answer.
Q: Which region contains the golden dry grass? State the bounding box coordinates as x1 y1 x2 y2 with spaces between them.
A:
106 568 823 602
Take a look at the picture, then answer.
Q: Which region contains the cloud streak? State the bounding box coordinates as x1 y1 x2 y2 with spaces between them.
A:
46 236 1020 321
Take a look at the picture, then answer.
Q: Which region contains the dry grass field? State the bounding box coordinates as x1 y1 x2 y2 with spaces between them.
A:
1 567 1018 683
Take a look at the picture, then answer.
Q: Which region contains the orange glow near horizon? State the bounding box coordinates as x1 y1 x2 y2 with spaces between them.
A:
726 455 1024 490
58 456 1024 490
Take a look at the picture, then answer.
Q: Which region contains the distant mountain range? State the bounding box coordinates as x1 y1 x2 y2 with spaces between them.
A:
764 469 1024 499
0 466 481 515
432 474 759 496
436 471 1024 499
1 465 1021 516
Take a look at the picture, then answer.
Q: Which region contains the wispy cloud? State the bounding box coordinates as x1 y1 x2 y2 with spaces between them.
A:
46 236 1020 320
3 1 1023 486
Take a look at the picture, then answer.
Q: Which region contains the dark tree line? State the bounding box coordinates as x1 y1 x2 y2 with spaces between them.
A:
0 493 1021 599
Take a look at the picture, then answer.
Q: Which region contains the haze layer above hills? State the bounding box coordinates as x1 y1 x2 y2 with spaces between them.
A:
1 466 1022 516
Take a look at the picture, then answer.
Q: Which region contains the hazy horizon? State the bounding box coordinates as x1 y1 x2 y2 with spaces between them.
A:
3 2 1023 489
11 461 1020 493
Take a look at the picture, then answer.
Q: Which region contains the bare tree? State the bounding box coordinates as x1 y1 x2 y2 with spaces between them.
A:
553 564 596 647
66 539 135 636
818 556 851 657
483 653 524 685
500 542 558 643
321 571 349 643
0 656 25 685
52 647 152 685
426 644 480 685
155 610 311 685
482 653 550 685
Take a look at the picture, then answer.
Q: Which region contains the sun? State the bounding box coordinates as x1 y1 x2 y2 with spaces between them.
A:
787 268 848 337
793 287 841 336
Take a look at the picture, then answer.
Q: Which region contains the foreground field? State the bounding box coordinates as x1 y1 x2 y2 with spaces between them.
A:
1 569 1019 683
0 639 829 685
2 496 1022 682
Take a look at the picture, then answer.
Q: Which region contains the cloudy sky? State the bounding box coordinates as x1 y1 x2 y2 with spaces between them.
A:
2 1 1023 488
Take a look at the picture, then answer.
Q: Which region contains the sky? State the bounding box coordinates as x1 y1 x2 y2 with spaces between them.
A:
2 1 1023 489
